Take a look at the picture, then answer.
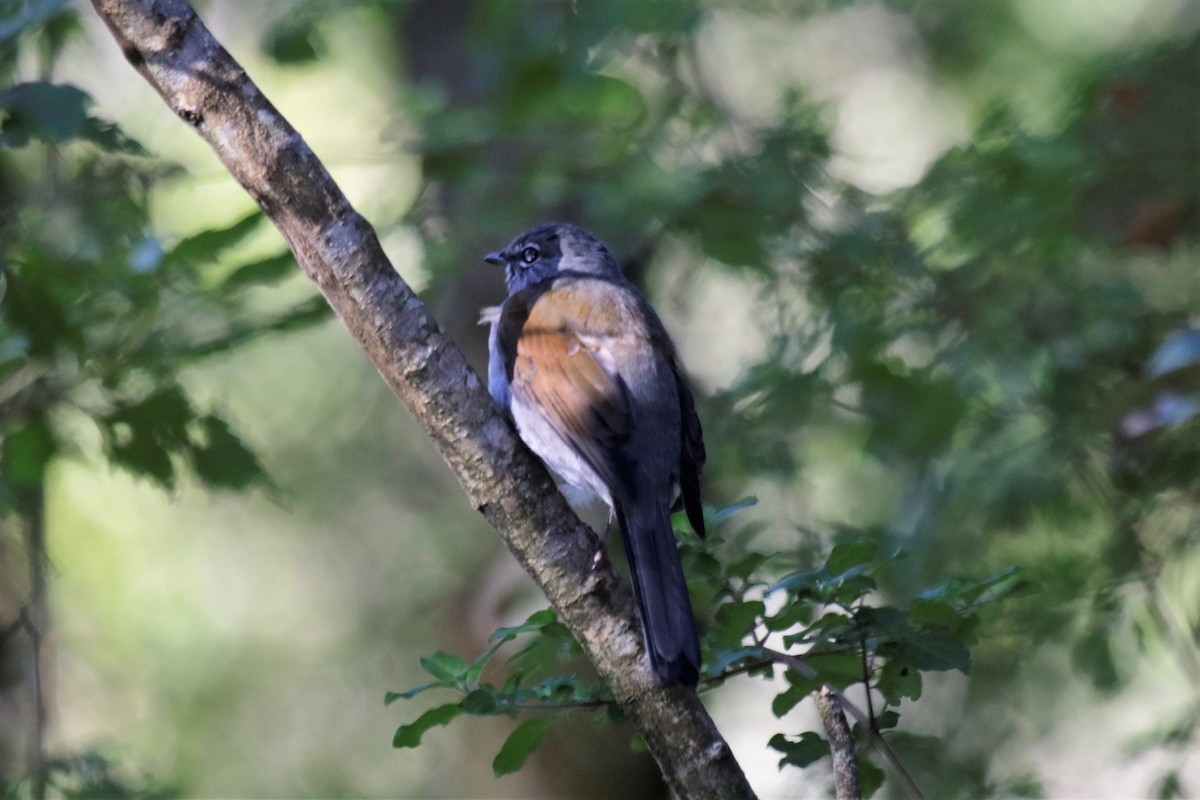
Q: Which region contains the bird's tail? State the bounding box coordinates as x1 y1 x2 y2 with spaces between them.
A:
616 499 701 686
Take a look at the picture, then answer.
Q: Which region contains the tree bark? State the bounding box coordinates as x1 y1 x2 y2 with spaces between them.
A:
815 686 860 800
87 2 755 798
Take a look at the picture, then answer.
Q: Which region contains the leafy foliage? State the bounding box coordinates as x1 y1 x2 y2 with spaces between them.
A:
0 13 332 499
388 501 1030 794
0 81 145 153
364 2 1200 794
0 3 327 790
3 751 175 800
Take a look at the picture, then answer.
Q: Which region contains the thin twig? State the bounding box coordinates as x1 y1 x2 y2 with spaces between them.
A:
702 656 777 685
859 632 876 725
19 486 48 800
0 611 27 644
762 648 925 800
505 699 612 712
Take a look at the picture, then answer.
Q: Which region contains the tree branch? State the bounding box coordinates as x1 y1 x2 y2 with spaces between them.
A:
763 648 925 800
87 2 754 798
814 686 860 800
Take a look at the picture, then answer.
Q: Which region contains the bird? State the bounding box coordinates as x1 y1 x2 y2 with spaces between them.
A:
483 222 707 687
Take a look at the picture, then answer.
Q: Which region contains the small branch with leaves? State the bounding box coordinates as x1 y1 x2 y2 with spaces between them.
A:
388 502 1031 799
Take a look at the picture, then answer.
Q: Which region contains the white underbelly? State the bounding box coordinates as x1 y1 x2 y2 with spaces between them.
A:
510 398 613 511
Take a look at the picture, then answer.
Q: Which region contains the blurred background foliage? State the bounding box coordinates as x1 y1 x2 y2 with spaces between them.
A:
1 0 1199 797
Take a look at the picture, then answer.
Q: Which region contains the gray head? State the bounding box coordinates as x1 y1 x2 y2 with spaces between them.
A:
485 223 623 294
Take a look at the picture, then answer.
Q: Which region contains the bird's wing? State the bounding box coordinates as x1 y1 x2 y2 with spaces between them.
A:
502 278 636 493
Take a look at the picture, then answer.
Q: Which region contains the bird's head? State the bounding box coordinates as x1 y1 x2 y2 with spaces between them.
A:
485 223 622 294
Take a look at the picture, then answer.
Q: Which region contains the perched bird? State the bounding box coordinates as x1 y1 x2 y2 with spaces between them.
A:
484 223 706 687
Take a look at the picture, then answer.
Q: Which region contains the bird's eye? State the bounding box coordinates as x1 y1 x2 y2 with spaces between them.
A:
521 246 539 264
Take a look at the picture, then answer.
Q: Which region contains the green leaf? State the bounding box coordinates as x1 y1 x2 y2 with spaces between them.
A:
771 538 883 604
420 651 469 682
705 645 767 676
187 415 267 490
2 266 84 358
859 757 885 798
262 18 325 64
825 538 879 576
0 82 87 145
506 616 582 674
384 683 442 705
219 252 296 293
860 606 972 671
102 384 196 489
705 496 758 525
822 574 878 607
492 717 556 777
876 709 901 730
712 600 765 647
491 608 558 643
500 672 523 695
919 567 1035 607
0 82 143 152
108 384 193 432
802 651 864 684
461 688 500 715
859 609 969 671
690 190 770 267
2 416 56 486
1071 627 1121 693
857 606 907 636
465 640 504 684
392 703 463 748
523 673 587 704
771 682 811 718
767 731 830 769
1153 770 1183 800
894 628 972 673
727 551 771 582
763 598 814 632
782 611 859 650
170 297 332 361
105 435 175 488
876 659 922 704
972 568 1038 605
580 75 645 129
769 568 820 597
907 598 967 630
163 213 264 270
771 665 828 717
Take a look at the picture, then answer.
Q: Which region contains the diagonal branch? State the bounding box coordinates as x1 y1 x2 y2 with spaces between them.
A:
87 2 754 798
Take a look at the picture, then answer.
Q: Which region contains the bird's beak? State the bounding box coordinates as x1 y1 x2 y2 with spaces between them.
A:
483 251 505 266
